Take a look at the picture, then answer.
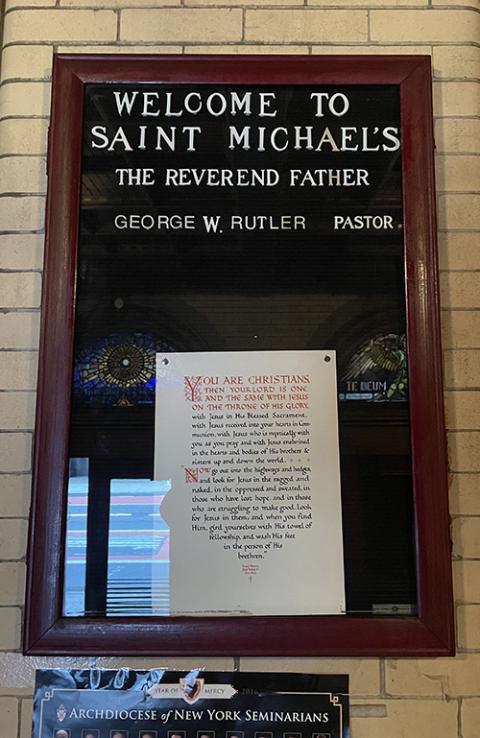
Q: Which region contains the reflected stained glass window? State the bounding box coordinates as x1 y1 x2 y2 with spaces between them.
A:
339 333 407 402
73 331 175 406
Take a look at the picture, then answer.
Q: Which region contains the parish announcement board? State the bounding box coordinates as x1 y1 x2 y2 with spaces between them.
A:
62 71 414 622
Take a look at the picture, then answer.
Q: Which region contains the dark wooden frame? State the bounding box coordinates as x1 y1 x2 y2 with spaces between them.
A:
24 54 454 656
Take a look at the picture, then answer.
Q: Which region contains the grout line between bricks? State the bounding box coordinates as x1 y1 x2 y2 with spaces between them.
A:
358 693 458 702
457 698 464 738
0 469 31 475
440 271 480 275
0 350 37 356
434 77 480 84
379 658 386 697
16 696 22 738
0 117 49 125
0 306 41 312
444 346 480 351
0 75 452 86
0 78 51 86
3 2 480 8
449 429 480 433
446 388 480 393
0 155 48 160
2 39 480 50
0 2 430 8
0 231 44 236
436 153 480 158
436 116 480 121
0 193 46 199
0 430 35 434
438 229 480 234
450 469 480 474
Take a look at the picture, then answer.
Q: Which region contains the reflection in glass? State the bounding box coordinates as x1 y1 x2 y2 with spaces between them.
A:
74 332 174 406
64 458 89 616
64 461 170 616
105 478 170 615
338 333 407 402
63 83 418 618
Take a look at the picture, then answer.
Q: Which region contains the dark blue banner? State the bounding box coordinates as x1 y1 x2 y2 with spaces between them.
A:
32 670 348 738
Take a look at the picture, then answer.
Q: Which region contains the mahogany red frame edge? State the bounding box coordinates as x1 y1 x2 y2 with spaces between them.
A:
23 54 455 657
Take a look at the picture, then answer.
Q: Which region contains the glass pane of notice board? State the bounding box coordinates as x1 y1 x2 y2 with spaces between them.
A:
63 81 416 620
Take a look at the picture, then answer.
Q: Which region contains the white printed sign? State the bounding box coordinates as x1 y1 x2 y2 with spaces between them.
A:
155 351 345 616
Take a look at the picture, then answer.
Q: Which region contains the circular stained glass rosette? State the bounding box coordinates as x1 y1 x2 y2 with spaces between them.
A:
73 332 175 406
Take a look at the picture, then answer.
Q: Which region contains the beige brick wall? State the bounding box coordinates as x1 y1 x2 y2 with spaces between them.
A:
0 1 478 737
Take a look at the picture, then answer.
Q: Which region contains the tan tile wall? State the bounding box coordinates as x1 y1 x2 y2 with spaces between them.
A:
0 1 478 736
